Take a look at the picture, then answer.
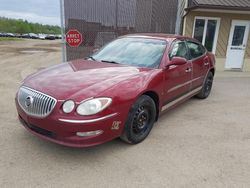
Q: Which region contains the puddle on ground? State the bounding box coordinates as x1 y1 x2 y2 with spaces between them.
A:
20 50 47 54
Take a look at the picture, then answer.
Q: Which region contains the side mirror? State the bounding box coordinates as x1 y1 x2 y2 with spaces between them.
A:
167 57 187 68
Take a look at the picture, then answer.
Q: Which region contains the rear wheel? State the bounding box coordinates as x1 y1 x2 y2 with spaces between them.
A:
120 95 156 144
196 71 214 99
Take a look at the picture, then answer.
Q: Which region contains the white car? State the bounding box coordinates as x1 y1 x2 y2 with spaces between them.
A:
38 34 46 40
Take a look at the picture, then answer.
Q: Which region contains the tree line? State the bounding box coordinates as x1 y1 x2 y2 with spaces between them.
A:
0 17 61 34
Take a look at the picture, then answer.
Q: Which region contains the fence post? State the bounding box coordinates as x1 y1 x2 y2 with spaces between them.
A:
60 0 67 62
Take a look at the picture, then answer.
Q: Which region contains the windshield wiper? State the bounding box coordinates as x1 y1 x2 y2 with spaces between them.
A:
86 56 96 61
101 60 120 64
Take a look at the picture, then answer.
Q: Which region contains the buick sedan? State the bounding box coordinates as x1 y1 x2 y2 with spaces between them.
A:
16 34 215 147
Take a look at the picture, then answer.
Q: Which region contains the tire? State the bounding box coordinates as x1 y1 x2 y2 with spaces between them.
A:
120 95 157 144
196 71 214 99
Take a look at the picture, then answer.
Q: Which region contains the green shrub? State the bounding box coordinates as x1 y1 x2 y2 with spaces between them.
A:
0 17 61 34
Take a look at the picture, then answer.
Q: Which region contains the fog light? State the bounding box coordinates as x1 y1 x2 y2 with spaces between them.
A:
76 130 103 137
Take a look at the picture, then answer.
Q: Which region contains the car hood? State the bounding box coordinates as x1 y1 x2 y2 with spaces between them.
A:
23 60 154 100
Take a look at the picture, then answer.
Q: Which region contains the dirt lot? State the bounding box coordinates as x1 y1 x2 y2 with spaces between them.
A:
0 40 250 188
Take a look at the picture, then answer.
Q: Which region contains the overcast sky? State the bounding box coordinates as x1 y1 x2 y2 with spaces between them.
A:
0 0 60 25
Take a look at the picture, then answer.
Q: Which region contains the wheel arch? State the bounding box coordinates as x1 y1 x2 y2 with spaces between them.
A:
141 91 160 121
210 68 215 75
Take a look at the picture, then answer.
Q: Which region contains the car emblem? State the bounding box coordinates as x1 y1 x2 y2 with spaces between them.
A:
25 96 34 107
111 121 121 130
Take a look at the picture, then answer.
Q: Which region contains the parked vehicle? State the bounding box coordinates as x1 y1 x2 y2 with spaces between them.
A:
21 34 30 39
45 34 56 40
7 33 15 37
55 34 62 39
15 34 215 147
38 34 47 40
0 33 15 37
15 33 22 38
28 33 39 39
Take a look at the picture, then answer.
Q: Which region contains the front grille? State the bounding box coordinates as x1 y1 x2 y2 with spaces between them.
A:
18 86 57 118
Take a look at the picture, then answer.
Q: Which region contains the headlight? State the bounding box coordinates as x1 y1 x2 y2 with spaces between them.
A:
62 100 75 113
76 98 112 116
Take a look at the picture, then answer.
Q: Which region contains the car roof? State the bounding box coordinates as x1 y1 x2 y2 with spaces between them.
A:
122 33 189 41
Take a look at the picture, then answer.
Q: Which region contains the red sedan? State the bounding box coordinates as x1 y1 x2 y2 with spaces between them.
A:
16 34 215 147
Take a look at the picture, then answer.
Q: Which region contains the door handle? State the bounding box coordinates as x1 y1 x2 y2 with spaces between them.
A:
185 67 192 73
204 56 209 66
204 61 209 66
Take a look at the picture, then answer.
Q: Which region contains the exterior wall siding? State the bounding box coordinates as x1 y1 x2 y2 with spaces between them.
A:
247 29 250 58
183 11 250 59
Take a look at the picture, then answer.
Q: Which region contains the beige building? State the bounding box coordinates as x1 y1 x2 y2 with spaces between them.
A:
182 0 250 71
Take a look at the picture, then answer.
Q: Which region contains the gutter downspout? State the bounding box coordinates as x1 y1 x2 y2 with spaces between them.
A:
175 0 181 34
182 0 191 35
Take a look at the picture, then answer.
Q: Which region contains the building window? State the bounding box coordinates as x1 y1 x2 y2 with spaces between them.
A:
232 26 246 46
192 17 220 54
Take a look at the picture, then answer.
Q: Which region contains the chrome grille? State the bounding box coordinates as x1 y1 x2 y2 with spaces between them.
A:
18 86 57 118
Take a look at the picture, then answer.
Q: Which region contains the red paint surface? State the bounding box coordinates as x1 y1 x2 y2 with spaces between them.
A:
16 34 216 147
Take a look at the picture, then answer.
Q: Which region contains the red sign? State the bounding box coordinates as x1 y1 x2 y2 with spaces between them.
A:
66 30 83 47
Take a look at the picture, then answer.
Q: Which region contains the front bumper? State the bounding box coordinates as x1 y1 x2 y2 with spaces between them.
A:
16 99 125 148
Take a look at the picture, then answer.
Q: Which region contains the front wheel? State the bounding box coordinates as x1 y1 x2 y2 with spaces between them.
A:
196 71 214 99
120 95 156 144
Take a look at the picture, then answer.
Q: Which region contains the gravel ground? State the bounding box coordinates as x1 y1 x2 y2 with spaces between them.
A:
0 39 250 188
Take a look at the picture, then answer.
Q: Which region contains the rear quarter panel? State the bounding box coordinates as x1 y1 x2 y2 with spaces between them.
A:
208 52 216 69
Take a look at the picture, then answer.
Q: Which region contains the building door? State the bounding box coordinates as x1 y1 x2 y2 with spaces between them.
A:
225 20 250 69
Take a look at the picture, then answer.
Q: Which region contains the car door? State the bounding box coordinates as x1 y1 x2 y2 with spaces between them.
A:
162 40 192 109
186 41 209 90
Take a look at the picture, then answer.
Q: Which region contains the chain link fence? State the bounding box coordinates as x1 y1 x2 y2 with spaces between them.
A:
62 0 179 61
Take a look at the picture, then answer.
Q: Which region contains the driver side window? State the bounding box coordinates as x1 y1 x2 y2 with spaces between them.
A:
169 41 188 60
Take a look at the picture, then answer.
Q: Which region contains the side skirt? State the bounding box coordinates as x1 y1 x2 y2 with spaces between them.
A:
161 86 202 112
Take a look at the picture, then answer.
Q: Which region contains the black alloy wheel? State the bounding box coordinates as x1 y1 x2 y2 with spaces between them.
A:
120 95 156 144
196 71 214 99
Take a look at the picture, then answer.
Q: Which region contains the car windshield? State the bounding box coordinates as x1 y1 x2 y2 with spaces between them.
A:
91 37 167 68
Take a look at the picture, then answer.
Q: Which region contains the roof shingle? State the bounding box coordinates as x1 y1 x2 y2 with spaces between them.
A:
189 0 250 10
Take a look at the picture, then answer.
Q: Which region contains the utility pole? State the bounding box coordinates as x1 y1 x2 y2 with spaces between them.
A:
60 0 67 62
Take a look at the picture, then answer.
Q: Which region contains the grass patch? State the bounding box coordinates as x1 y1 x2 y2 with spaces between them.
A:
0 37 24 41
